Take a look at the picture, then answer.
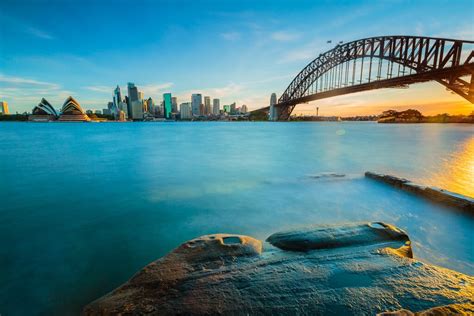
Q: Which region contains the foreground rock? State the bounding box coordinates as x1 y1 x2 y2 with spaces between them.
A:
83 222 473 315
365 171 474 213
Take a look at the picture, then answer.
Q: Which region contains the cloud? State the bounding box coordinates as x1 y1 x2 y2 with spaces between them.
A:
271 31 300 42
0 74 60 90
139 82 174 96
25 26 54 40
221 32 241 41
0 73 73 112
83 85 113 94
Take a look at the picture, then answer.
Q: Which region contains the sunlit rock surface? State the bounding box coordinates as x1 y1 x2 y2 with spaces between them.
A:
83 223 473 315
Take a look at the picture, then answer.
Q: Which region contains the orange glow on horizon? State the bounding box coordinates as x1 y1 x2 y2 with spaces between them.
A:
291 81 474 117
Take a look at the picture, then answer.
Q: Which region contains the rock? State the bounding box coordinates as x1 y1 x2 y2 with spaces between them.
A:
365 171 474 213
83 223 473 315
378 303 474 315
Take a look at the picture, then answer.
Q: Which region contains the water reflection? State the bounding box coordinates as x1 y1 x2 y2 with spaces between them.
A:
427 137 474 198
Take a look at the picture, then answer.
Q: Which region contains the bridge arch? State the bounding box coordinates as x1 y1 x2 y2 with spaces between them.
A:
275 35 474 120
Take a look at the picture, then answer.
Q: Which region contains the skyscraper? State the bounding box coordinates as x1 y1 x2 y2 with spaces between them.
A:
163 93 172 119
204 96 211 115
0 101 9 115
127 83 139 118
269 93 277 121
171 97 178 113
191 94 202 116
241 104 248 113
212 98 220 115
147 97 154 114
230 102 236 115
113 85 122 107
179 102 192 119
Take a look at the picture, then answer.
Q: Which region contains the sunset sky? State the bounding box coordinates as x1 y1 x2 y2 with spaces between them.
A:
0 0 473 115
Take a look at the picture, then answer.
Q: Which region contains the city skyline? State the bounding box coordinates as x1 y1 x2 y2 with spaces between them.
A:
1 0 473 115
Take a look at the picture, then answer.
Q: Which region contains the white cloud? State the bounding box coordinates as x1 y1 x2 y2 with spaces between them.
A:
0 74 60 89
83 86 113 94
221 32 241 41
25 26 54 40
139 82 174 96
271 31 300 42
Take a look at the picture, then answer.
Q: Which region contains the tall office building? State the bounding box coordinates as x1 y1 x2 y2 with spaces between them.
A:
204 96 211 115
212 98 220 115
138 91 144 101
147 97 154 114
191 94 202 116
171 97 178 113
269 93 277 121
113 85 122 107
163 93 172 119
241 104 248 113
230 102 236 114
127 83 139 119
0 101 9 115
179 102 192 119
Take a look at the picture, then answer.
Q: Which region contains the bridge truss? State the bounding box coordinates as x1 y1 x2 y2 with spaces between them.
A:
276 36 474 120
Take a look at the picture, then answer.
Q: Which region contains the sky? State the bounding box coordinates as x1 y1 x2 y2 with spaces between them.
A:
0 0 473 115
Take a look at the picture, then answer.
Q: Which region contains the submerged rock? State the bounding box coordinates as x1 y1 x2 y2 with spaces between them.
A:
365 171 474 213
83 223 473 315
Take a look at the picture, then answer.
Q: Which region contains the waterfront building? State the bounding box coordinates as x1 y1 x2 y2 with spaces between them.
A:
269 93 277 121
204 96 211 115
171 97 178 113
223 105 230 113
138 91 144 101
94 110 102 114
180 102 192 119
58 96 90 121
29 98 58 121
163 93 172 119
230 102 236 114
241 104 248 114
118 110 126 121
103 108 111 115
212 99 220 115
0 101 9 115
191 94 202 116
118 101 128 119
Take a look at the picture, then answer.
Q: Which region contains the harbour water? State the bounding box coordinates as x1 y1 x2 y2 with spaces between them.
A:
0 121 473 315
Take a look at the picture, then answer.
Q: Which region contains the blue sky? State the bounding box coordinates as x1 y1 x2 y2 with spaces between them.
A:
1 0 473 114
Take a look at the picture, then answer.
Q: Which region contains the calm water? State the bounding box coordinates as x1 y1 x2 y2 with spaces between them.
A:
0 121 473 315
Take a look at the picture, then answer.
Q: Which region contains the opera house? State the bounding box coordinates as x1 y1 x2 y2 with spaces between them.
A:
29 96 91 122
29 98 58 122
57 96 90 121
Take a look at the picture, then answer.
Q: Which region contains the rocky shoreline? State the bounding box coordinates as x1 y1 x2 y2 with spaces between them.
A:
365 171 474 213
83 222 473 315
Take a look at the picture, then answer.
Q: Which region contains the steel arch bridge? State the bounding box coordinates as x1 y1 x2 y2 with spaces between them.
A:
269 35 474 120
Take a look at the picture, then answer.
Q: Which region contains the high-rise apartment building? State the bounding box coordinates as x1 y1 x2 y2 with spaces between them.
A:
191 94 202 116
204 96 211 115
179 102 192 119
171 97 178 113
212 98 220 115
